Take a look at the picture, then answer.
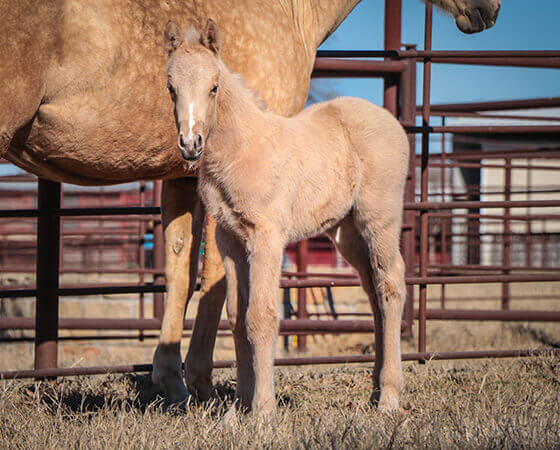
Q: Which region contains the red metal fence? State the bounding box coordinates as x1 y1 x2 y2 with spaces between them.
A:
1 0 560 379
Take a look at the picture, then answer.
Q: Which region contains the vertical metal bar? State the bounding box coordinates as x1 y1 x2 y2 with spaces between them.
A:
296 240 309 351
59 185 64 275
526 159 532 267
440 117 446 309
400 52 416 338
97 187 104 268
153 180 165 321
325 287 338 320
138 181 146 340
418 3 433 356
383 0 402 116
541 221 547 266
283 287 292 351
502 158 511 310
34 179 61 371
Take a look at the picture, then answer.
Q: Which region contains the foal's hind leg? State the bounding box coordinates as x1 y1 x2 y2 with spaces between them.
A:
356 215 406 413
326 216 389 407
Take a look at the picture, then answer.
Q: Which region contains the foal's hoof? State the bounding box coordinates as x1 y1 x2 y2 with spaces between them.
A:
223 406 241 427
371 390 402 415
377 396 401 415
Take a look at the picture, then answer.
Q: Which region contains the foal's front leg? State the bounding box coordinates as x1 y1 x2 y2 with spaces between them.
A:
245 229 284 417
214 226 253 412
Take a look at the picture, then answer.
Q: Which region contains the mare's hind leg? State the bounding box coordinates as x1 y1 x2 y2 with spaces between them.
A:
184 216 227 401
327 214 405 413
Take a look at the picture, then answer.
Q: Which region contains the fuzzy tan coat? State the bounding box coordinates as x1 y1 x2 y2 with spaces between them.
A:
165 20 408 417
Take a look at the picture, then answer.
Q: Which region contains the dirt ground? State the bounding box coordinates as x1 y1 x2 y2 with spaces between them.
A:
1 279 559 448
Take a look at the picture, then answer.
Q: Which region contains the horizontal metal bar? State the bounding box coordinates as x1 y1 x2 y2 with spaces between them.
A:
317 50 560 59
282 274 560 288
2 348 558 380
427 161 560 171
0 284 166 298
4 308 559 332
0 318 375 332
405 199 560 211
426 212 560 221
428 263 560 272
2 270 559 297
402 50 560 59
408 274 560 285
426 111 560 123
422 309 560 321
424 147 560 160
312 58 406 78
0 267 165 275
317 50 398 58
425 97 560 113
0 206 160 218
429 56 560 69
405 125 560 134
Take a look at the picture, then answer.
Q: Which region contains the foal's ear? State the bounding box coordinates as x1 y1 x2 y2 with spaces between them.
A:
200 18 221 54
163 20 183 55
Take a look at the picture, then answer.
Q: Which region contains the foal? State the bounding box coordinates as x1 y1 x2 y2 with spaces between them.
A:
163 19 409 417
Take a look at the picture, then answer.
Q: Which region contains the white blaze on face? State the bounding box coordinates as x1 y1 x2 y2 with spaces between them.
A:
187 102 195 140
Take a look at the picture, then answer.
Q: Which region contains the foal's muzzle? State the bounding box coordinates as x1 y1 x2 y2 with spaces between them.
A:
177 132 204 161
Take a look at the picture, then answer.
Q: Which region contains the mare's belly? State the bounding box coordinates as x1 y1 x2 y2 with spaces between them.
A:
7 93 192 185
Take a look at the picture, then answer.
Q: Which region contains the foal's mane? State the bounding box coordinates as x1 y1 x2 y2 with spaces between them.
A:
182 24 268 112
229 71 269 112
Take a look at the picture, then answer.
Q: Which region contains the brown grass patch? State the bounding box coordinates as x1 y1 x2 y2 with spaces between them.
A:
1 355 559 449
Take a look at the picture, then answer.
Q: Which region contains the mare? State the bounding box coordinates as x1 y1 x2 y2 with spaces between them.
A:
164 19 409 417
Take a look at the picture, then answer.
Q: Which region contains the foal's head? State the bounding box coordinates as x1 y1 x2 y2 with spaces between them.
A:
163 19 221 162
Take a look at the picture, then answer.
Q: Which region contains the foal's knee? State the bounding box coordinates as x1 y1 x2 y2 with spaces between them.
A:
226 298 240 333
377 254 406 307
246 302 278 345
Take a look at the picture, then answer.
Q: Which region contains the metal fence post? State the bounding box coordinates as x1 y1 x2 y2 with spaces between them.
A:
153 180 165 321
502 158 512 310
383 0 402 116
400 55 416 338
296 240 309 351
418 3 433 357
34 179 61 371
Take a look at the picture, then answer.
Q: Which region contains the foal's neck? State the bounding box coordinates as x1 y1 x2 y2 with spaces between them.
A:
207 60 267 158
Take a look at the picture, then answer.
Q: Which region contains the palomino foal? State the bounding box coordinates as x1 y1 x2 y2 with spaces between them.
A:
163 19 409 417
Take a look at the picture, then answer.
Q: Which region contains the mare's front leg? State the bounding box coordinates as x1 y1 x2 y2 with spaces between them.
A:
152 178 204 403
245 227 284 417
184 216 227 400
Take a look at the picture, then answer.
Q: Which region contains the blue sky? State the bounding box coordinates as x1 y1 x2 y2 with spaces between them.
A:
316 0 560 106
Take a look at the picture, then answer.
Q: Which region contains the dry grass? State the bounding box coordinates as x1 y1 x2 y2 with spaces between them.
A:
1 356 559 449
1 281 559 448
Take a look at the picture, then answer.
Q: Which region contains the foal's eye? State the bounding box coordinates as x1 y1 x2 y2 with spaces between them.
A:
167 83 175 95
210 84 218 95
